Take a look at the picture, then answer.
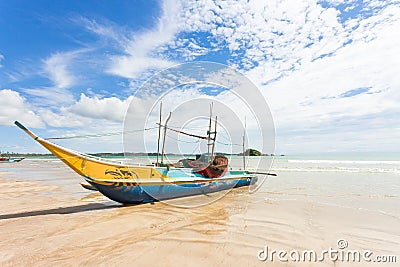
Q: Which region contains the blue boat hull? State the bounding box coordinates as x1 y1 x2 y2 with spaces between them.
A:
90 177 256 204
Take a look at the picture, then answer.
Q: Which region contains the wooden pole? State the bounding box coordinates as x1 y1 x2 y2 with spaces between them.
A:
242 116 246 170
156 102 162 166
157 124 207 139
161 112 172 164
242 134 246 170
207 102 213 162
248 171 277 176
211 116 217 160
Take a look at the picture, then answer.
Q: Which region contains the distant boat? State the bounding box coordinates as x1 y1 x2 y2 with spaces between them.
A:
15 121 260 204
0 156 24 163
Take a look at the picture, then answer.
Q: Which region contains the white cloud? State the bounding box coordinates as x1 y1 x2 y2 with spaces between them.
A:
82 0 182 78
66 93 133 122
43 51 77 88
22 50 86 106
38 108 87 128
124 0 182 55
23 87 75 106
108 56 174 79
78 18 129 48
26 94 136 153
258 8 400 153
0 89 44 128
174 0 398 79
164 0 400 153
264 36 400 115
169 38 210 61
178 0 348 77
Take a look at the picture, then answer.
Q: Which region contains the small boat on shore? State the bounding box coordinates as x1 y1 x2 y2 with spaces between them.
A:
15 121 260 204
0 156 24 163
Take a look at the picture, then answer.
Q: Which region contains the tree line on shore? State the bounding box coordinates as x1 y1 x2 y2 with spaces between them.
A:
1 148 283 158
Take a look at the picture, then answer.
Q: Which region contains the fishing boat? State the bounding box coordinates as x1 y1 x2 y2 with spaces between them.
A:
0 156 24 163
14 120 262 204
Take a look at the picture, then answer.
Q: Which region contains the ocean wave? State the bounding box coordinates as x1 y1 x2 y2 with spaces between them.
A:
272 167 400 173
288 159 400 165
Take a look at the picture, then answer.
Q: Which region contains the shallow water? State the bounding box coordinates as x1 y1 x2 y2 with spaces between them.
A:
1 156 399 215
262 157 400 217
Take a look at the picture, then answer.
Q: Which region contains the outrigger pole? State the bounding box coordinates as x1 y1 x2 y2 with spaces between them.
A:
159 125 207 140
161 112 172 164
156 102 162 166
248 171 277 176
242 116 246 170
207 102 213 162
211 115 217 160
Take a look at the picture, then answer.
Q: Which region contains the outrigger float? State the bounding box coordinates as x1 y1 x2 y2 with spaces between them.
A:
15 110 273 204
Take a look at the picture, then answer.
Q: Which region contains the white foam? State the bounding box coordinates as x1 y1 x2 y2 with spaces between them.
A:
288 159 400 165
273 167 399 173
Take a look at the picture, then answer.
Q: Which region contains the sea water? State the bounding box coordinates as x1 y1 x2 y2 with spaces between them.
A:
1 155 399 216
254 155 400 217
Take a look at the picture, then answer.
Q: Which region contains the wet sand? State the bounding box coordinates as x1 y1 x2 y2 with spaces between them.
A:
0 160 399 266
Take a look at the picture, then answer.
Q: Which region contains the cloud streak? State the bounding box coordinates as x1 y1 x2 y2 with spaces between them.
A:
23 50 88 106
0 53 4 68
80 0 182 79
43 52 77 88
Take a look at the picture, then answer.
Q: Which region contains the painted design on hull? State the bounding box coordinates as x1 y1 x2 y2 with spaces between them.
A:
105 168 135 179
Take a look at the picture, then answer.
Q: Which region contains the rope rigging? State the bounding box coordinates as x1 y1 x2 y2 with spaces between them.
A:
43 125 218 141
44 126 158 140
43 119 243 149
165 133 202 144
45 125 244 147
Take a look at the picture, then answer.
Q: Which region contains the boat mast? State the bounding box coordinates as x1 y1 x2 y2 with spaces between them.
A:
156 102 162 166
242 116 246 170
161 112 172 165
211 115 217 160
207 102 213 162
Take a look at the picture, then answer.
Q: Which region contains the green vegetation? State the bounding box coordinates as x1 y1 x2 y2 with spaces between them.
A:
239 148 262 156
5 149 279 158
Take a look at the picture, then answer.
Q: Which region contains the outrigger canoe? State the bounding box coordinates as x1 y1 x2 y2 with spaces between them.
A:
15 121 257 204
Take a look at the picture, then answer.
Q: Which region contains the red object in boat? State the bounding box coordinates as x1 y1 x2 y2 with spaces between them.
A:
180 155 228 178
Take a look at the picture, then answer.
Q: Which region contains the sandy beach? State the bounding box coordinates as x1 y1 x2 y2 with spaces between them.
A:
2 0 400 266
0 158 399 266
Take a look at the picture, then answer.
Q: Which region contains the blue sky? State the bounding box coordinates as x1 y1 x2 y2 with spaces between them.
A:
0 0 399 155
